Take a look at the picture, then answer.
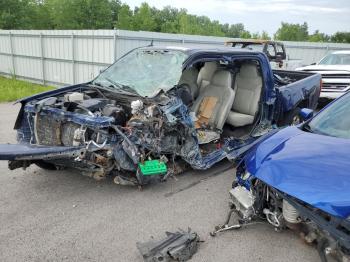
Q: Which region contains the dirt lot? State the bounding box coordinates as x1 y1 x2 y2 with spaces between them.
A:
0 103 319 262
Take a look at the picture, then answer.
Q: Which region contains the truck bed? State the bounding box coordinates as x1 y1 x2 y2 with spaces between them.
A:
273 69 322 113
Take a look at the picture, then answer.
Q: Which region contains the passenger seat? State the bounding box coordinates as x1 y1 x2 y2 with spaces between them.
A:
197 62 218 90
192 70 235 131
226 63 262 127
178 67 199 99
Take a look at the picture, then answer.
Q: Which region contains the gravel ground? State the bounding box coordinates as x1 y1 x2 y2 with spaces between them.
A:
0 103 319 262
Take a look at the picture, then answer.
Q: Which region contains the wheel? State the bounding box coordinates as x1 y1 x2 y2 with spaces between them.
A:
278 107 301 126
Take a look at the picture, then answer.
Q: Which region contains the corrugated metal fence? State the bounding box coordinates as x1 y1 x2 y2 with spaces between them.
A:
1 29 350 86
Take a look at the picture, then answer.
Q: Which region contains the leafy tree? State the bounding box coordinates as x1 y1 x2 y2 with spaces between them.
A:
154 6 180 33
110 0 122 27
275 22 309 41
260 31 271 40
115 4 134 30
0 0 33 29
46 0 112 29
251 32 260 39
0 1 349 43
221 23 245 38
309 30 330 42
78 0 112 29
132 3 157 31
28 1 53 29
331 32 350 43
240 30 252 39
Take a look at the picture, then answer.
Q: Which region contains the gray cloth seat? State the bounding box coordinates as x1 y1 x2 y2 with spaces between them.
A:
192 70 235 130
197 62 218 90
226 63 262 127
178 67 199 99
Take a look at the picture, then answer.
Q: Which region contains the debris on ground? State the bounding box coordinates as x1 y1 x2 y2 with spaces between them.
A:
136 228 200 262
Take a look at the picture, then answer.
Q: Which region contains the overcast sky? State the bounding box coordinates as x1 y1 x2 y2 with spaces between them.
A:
123 0 350 36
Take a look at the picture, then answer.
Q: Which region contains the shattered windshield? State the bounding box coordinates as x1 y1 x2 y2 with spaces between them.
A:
308 93 350 139
93 48 188 97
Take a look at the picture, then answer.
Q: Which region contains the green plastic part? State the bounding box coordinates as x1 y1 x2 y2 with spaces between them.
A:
138 160 167 176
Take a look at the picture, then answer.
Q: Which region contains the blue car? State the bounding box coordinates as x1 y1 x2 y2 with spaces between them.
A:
216 92 350 261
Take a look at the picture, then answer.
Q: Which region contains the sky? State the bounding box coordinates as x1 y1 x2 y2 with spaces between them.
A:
123 0 350 36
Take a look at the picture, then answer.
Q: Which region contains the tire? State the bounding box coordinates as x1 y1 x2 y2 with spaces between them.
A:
278 107 301 127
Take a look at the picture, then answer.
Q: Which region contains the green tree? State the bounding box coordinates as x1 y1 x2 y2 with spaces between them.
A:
133 3 157 31
251 32 260 39
115 4 134 30
110 0 122 27
240 30 252 39
221 23 245 38
0 0 33 29
46 0 112 29
309 30 330 42
331 32 350 43
261 31 271 40
274 22 309 41
3 0 348 44
153 6 179 33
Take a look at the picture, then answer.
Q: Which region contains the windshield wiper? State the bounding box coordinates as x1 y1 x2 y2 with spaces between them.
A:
104 77 139 95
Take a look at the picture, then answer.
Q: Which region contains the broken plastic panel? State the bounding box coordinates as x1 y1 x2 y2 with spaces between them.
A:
136 228 200 262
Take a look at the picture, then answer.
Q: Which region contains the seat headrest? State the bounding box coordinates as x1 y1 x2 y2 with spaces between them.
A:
179 68 199 84
202 61 218 72
211 70 232 87
239 63 260 78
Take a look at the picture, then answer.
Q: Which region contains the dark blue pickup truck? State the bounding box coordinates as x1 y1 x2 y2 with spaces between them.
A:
0 46 321 185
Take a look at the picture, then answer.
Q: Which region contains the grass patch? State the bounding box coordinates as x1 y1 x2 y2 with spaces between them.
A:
0 76 54 102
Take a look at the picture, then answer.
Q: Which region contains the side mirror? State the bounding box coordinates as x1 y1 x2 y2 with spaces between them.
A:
310 62 316 65
299 108 314 121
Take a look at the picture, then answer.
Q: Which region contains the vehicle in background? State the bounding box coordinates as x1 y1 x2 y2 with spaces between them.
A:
220 92 350 261
225 40 302 71
0 46 321 186
296 51 350 100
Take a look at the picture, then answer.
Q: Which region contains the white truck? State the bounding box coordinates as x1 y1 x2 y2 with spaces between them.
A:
296 51 350 100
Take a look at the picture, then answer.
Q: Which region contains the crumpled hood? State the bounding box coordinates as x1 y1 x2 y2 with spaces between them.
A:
245 126 350 218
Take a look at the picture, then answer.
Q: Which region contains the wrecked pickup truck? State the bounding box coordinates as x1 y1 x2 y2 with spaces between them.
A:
0 46 321 186
216 94 350 261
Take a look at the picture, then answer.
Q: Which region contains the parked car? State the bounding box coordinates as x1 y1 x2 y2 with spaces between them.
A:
296 50 350 100
0 46 321 186
225 39 302 70
221 92 350 261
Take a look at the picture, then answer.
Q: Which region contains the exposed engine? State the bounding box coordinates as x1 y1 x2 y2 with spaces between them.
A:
226 174 350 262
16 87 200 185
33 92 128 146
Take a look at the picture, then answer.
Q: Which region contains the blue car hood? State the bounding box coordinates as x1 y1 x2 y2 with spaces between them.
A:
245 126 350 218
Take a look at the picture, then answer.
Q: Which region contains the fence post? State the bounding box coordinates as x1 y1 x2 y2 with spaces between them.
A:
71 33 76 84
9 32 16 78
113 31 117 62
39 33 46 85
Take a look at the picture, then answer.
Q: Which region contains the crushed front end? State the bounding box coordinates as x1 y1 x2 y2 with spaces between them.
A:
215 164 350 262
4 86 204 186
